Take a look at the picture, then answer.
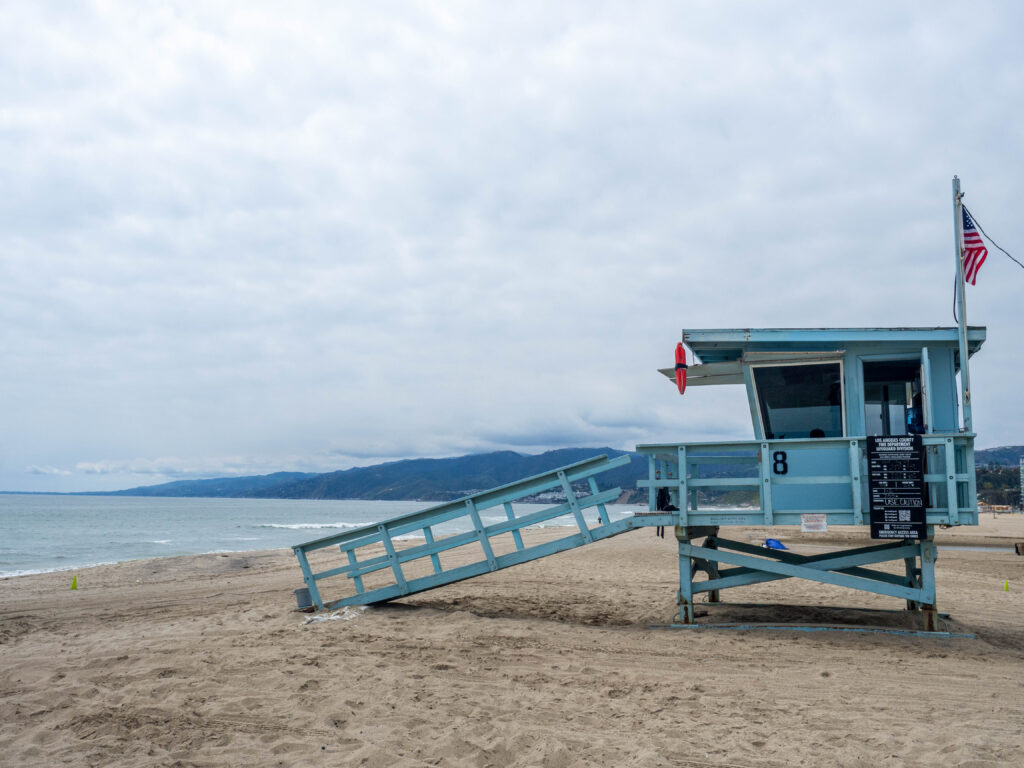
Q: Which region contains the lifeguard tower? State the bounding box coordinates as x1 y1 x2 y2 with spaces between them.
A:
292 178 985 633
637 326 984 630
291 325 983 632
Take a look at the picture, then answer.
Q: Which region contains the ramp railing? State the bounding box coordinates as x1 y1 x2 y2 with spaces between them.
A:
293 454 641 611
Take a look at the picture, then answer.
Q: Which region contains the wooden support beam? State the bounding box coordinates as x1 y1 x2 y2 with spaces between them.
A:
504 502 525 551
759 443 774 526
423 527 442 574
379 524 408 595
587 477 610 525
559 470 593 543
465 499 498 571
679 540 931 603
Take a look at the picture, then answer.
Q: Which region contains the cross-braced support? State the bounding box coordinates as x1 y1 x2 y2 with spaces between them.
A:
676 526 939 630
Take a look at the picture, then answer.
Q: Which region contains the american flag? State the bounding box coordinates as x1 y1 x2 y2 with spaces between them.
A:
962 207 988 285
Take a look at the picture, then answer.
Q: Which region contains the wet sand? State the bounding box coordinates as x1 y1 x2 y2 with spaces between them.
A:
2 515 1023 767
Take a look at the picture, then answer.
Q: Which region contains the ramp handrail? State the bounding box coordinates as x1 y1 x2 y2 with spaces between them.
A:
293 453 634 610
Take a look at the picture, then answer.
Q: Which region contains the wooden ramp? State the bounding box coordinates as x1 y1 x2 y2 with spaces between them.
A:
292 454 670 611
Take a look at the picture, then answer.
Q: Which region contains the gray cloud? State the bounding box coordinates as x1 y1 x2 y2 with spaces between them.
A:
26 465 72 476
2 2 1023 492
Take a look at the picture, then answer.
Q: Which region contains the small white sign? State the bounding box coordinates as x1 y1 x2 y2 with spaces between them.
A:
801 513 827 533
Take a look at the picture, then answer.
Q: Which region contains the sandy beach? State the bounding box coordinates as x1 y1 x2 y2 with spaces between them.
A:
2 515 1023 767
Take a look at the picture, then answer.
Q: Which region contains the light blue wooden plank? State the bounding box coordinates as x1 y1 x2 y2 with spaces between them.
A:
686 477 761 488
849 440 864 524
679 327 983 345
964 439 978 522
346 548 365 593
423 527 442 574
918 538 937 604
683 455 759 465
299 528 383 555
466 499 498 570
314 562 363 581
742 364 764 440
770 475 852 485
646 454 656 511
688 461 698 513
943 438 960 525
504 503 525 551
334 551 390 575
292 546 324 610
352 529 477 573
922 346 936 432
759 442 774 526
641 434 965 453
923 473 971 483
558 470 593 543
677 445 688 527
379 524 408 595
661 509 966 527
678 537 695 623
625 513 675 527
587 477 610 525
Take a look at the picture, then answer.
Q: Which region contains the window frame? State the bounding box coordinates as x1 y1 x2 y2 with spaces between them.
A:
749 359 847 440
860 355 929 437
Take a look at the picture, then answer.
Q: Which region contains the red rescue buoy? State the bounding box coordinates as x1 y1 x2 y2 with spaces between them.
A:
674 342 687 395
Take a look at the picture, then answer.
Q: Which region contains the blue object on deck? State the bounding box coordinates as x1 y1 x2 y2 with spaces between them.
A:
764 538 787 550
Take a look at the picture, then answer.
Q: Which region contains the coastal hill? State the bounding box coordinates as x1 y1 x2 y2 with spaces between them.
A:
85 471 319 498
94 448 649 502
975 445 1024 466
974 445 1024 506
90 445 1023 506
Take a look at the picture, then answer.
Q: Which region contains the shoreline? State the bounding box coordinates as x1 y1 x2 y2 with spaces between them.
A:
4 513 1020 581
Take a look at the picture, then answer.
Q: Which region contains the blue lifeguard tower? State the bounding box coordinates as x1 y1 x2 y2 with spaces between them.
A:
636 325 984 630
292 178 985 632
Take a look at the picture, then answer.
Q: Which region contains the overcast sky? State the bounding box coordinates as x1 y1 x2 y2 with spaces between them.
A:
3 1 1023 493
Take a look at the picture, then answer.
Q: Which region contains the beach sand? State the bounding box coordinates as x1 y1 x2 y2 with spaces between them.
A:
2 515 1023 767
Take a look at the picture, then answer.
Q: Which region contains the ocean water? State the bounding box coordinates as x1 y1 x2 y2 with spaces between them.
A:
0 494 645 579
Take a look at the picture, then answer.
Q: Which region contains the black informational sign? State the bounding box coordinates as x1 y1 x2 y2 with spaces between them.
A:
868 435 927 539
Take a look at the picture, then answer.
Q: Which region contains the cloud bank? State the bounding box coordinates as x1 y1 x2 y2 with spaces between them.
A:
2 2 1023 491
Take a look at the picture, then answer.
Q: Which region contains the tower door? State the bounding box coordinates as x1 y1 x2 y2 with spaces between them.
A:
863 359 926 436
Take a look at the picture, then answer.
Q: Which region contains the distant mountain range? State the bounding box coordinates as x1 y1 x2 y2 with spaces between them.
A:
88 448 649 502
974 445 1024 466
82 444 1024 505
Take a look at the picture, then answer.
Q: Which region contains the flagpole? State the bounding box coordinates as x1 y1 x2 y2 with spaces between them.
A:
952 175 973 433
